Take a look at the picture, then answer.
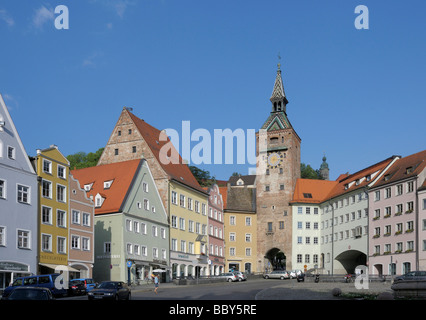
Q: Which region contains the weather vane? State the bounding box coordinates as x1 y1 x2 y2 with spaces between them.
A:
277 52 281 70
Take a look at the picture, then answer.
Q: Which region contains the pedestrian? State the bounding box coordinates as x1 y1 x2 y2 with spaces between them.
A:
154 274 159 294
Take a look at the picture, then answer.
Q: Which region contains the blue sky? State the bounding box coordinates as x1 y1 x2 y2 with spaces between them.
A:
0 0 425 181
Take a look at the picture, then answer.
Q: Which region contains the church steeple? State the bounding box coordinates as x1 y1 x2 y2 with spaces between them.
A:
261 61 292 131
270 60 288 113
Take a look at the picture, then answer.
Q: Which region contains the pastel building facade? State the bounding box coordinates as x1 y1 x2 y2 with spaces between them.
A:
369 150 426 276
32 146 72 274
206 184 225 276
72 159 169 283
97 108 210 278
68 174 95 278
320 156 398 275
0 95 38 289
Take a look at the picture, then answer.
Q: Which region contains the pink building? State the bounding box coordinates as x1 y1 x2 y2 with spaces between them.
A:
68 174 95 278
369 150 426 276
205 184 225 275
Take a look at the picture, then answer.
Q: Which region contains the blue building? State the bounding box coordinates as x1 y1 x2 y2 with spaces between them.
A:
0 94 38 290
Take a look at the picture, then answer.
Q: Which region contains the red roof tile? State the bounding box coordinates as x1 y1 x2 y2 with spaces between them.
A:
71 159 141 215
291 179 338 204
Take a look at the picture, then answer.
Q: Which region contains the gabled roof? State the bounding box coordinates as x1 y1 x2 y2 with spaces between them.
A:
71 159 141 215
228 174 256 186
372 150 426 188
127 110 207 195
291 179 338 204
327 156 399 200
0 94 35 174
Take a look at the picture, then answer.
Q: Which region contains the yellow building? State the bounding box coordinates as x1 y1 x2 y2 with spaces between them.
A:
33 145 71 274
169 180 209 278
224 176 257 274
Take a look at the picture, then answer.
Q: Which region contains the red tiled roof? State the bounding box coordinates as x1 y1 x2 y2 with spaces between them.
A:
327 156 398 200
218 186 228 209
291 179 338 204
71 159 141 215
127 110 207 195
373 150 426 188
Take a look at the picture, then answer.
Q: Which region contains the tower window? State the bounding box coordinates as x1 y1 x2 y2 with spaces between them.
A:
114 148 119 156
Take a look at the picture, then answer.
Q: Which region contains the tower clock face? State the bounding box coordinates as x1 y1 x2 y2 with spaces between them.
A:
267 152 283 168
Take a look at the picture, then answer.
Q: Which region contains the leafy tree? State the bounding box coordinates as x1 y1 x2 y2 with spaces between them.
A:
301 163 324 180
67 148 104 170
188 165 216 187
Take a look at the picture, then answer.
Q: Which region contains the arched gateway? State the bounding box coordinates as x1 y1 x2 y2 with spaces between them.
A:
265 248 286 271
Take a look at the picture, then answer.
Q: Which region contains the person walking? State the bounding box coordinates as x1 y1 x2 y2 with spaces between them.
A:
154 274 159 294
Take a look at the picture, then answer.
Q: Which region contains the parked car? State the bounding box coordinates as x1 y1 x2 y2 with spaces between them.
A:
394 271 426 283
232 271 247 281
71 278 97 292
2 274 67 299
218 272 238 282
296 272 305 282
2 286 55 300
68 279 87 296
87 281 131 300
263 270 290 280
289 270 302 279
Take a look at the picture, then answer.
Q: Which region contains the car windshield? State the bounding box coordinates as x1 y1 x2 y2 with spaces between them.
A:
9 289 50 300
98 282 118 289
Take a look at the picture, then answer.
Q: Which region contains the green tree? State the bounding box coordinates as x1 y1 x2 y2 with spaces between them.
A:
300 163 323 180
67 148 104 170
188 165 216 187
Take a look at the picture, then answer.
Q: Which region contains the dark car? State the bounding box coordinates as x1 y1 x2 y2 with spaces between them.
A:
296 272 305 282
2 286 55 300
394 271 426 283
68 279 87 296
87 281 131 300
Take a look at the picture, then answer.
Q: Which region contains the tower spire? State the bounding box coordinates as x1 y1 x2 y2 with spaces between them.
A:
270 56 288 113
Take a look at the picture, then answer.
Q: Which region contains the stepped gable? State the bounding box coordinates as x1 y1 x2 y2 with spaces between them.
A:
71 159 141 215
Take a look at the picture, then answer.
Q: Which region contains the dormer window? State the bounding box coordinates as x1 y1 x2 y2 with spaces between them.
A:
84 183 93 191
406 167 413 174
104 180 113 189
95 193 105 208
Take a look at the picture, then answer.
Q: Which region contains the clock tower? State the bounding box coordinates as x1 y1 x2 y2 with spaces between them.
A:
256 61 301 273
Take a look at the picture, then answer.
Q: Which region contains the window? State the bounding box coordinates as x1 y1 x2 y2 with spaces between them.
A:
114 148 119 156
374 191 380 201
72 210 80 225
407 181 414 193
17 185 30 204
17 230 30 249
42 180 52 198
71 235 80 250
57 210 66 227
143 182 148 193
180 194 185 207
42 234 52 252
0 180 5 199
57 185 66 202
396 184 403 195
0 227 5 246
43 159 52 173
82 237 90 251
82 212 90 227
104 242 111 253
42 206 52 225
7 146 15 159
230 216 236 226
385 188 391 199
245 217 251 226
132 146 137 153
57 165 66 179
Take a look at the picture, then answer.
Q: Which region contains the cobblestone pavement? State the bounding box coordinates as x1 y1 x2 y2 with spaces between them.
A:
255 280 394 300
